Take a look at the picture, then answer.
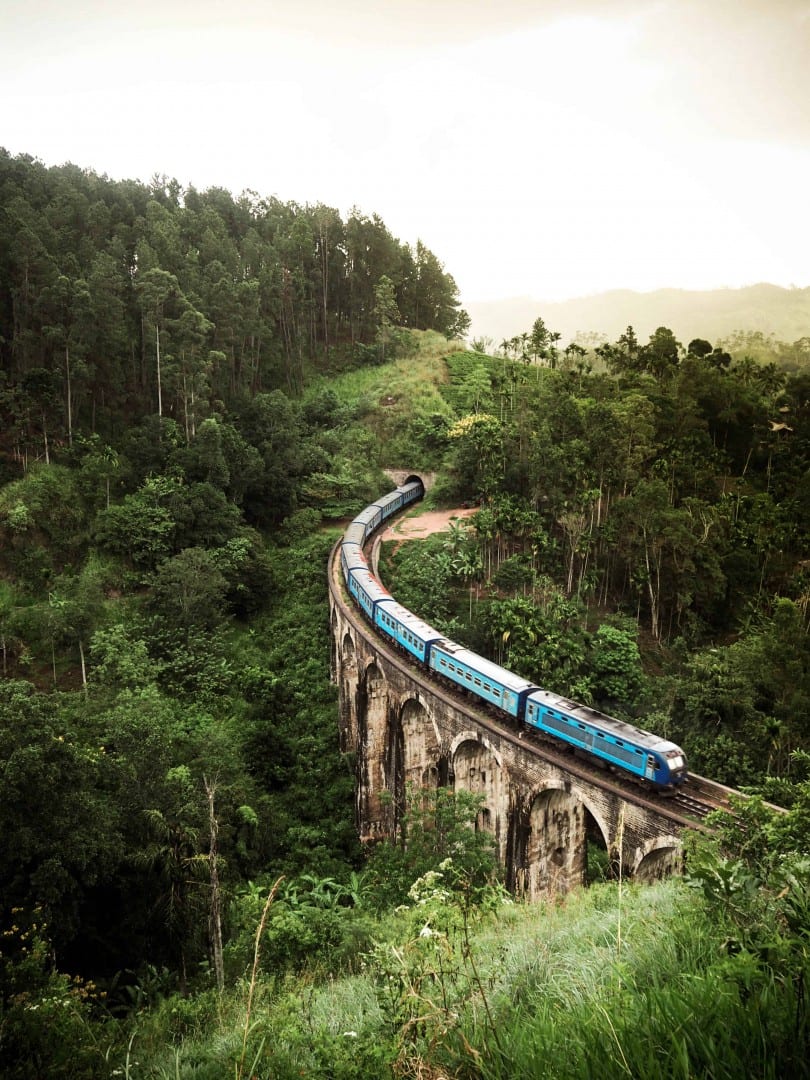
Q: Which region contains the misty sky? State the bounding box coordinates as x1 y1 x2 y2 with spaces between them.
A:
3 0 810 305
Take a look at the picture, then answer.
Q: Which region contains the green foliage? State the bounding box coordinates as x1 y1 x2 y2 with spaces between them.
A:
380 534 455 628
0 465 87 585
589 622 646 708
0 913 106 1080
227 874 377 978
366 786 498 910
0 681 121 948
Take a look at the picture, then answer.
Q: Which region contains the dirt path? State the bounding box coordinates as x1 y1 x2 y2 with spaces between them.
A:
380 506 477 544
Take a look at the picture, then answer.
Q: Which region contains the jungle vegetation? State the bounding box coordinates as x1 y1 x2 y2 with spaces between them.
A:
0 149 809 1077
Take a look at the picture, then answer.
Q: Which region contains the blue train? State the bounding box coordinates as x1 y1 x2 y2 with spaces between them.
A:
340 479 688 790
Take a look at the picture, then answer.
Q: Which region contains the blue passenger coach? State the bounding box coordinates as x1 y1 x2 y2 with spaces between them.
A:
428 639 537 719
347 567 393 621
341 541 368 581
374 601 443 664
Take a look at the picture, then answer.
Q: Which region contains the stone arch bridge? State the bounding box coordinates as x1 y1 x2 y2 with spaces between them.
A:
329 545 695 899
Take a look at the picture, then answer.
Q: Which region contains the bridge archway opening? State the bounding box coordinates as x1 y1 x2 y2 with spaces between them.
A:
524 787 587 898
452 738 501 799
634 838 683 882
341 631 356 666
331 609 339 675
362 660 385 697
386 697 441 838
583 807 612 884
451 736 503 852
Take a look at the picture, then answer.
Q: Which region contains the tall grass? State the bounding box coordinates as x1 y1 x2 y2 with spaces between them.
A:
109 879 808 1079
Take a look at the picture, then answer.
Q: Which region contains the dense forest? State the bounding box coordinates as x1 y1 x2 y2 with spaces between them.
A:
0 146 469 466
1 149 809 1077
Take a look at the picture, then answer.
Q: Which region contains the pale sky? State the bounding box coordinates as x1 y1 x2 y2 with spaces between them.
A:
3 0 810 305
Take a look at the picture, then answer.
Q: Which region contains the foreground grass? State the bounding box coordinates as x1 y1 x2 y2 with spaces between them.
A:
105 877 807 1079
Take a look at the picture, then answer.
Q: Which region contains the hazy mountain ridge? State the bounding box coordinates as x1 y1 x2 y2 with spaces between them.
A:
466 283 810 348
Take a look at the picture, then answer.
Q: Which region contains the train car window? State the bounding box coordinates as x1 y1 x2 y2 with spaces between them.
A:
474 678 482 687
465 672 472 682
493 688 501 697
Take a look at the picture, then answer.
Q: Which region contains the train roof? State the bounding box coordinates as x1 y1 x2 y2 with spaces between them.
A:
352 506 381 527
341 541 368 565
432 639 537 695
374 490 404 512
349 567 393 601
380 601 443 642
527 689 683 754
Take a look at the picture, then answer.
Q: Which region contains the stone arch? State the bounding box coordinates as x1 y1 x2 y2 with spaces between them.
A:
451 735 505 861
335 621 359 755
361 659 385 695
385 696 441 839
400 697 441 789
341 630 356 667
449 731 503 768
383 469 436 492
633 836 683 882
582 804 612 884
523 787 587 898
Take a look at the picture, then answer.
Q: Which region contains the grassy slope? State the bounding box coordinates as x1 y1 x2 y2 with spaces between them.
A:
122 877 806 1080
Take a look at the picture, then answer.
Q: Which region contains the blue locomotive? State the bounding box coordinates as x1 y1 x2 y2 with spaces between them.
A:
339 479 688 789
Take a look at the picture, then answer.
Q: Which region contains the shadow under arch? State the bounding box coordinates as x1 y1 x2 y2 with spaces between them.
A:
633 836 683 882
341 630 356 666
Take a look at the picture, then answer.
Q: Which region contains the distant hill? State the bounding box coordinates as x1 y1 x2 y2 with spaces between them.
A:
465 284 810 349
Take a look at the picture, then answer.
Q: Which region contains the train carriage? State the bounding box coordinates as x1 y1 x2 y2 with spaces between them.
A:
428 639 537 719
343 521 368 547
374 601 443 663
398 479 424 507
374 489 405 521
348 505 384 546
346 566 394 621
341 541 368 581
